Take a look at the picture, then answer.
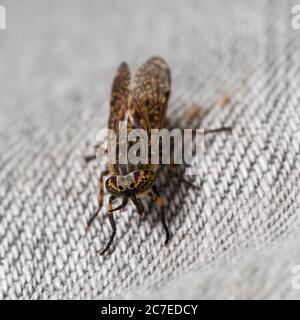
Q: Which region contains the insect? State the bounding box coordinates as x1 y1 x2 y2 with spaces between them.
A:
85 57 231 255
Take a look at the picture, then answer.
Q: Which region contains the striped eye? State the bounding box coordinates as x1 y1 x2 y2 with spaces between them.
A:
105 176 123 197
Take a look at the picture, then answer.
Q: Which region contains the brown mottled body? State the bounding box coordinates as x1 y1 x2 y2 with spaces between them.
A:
87 57 171 255
86 57 231 255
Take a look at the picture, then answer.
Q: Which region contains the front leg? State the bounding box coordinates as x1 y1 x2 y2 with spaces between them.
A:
151 185 170 245
109 196 128 212
99 195 117 255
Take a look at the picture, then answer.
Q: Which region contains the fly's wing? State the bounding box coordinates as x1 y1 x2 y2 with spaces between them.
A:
109 62 131 131
131 57 171 130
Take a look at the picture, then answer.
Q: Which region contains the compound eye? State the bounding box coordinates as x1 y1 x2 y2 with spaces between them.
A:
118 185 124 191
105 176 122 197
129 183 135 189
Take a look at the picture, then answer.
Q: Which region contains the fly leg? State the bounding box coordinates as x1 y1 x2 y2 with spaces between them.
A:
168 163 200 190
204 127 232 134
109 197 128 212
84 145 100 163
99 195 117 255
84 144 108 163
178 127 232 137
151 185 170 245
167 126 232 187
84 154 97 162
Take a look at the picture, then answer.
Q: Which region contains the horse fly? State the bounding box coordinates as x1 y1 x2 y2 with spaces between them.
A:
85 57 231 255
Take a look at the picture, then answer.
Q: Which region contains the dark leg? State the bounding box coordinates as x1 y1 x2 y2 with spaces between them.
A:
84 145 103 163
84 154 97 162
87 169 109 228
160 208 170 245
99 196 116 255
167 127 231 187
109 197 128 212
179 127 232 137
131 195 144 215
204 127 232 134
152 186 170 245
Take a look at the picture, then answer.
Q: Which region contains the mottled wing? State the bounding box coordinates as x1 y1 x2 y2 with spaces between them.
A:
131 57 171 129
109 62 131 131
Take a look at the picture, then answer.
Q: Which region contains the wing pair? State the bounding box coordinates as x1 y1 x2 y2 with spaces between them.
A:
108 57 171 132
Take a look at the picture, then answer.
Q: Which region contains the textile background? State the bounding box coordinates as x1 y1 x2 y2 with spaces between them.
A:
0 0 300 299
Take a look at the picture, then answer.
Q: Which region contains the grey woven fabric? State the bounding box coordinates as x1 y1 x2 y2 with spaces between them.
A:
0 0 300 299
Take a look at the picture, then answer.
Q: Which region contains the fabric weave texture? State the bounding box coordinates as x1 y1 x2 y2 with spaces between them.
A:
0 0 300 299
